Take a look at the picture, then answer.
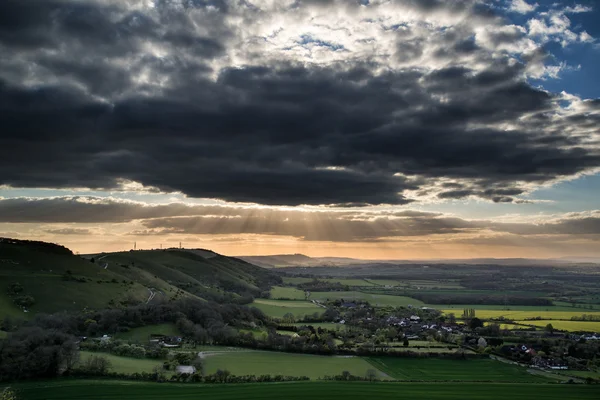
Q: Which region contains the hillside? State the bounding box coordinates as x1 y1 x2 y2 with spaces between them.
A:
0 238 150 318
91 249 281 302
0 238 280 319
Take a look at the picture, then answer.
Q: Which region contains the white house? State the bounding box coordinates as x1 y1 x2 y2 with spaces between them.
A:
176 366 197 374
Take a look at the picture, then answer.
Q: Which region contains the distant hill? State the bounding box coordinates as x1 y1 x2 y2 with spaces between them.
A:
238 254 317 268
0 238 280 319
239 253 599 268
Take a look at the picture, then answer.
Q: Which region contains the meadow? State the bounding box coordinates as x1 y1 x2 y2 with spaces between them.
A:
270 286 306 300
79 351 162 374
364 357 552 382
202 351 386 379
250 299 323 318
15 381 600 400
309 291 423 307
516 320 600 332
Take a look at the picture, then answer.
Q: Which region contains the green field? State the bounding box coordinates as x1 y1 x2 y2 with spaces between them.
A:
15 381 600 400
365 357 552 382
0 330 7 339
250 299 323 318
322 279 376 287
309 291 423 307
203 351 386 379
116 324 180 342
282 277 314 285
516 320 600 332
441 308 600 320
270 286 306 300
79 351 163 374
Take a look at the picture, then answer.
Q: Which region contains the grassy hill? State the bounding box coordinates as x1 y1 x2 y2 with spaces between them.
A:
0 238 281 319
90 249 281 302
0 238 150 318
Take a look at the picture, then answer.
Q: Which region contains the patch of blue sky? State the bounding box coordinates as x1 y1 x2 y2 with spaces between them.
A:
298 34 346 51
414 172 600 219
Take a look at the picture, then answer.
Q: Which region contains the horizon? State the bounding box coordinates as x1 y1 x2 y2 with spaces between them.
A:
1 0 600 259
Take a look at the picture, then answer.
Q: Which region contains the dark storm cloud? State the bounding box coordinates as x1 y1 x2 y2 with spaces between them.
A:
0 0 599 206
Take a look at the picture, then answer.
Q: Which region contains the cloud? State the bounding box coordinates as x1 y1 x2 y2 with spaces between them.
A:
2 197 600 242
508 0 538 14
44 228 92 235
0 0 599 206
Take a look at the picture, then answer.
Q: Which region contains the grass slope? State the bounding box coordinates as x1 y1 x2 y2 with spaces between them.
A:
270 286 306 300
365 357 552 382
250 299 323 318
0 239 280 318
203 351 386 379
0 240 149 317
15 381 600 400
95 250 280 299
79 352 163 374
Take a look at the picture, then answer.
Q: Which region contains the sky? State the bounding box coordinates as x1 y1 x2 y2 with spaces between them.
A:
1 0 600 259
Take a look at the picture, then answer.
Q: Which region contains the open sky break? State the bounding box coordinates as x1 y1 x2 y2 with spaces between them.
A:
1 0 600 258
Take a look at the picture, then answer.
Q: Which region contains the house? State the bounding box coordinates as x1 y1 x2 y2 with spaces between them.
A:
176 366 197 375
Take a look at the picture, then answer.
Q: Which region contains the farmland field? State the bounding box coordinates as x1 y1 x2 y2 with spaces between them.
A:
78 351 162 374
484 322 530 330
202 350 386 379
116 323 179 342
250 299 323 318
15 381 600 400
441 308 600 320
282 277 314 285
516 320 600 332
365 357 553 382
322 278 376 287
438 304 583 312
281 277 377 287
270 286 306 300
309 291 423 306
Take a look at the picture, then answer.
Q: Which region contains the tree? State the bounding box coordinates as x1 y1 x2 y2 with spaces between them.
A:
13 295 35 308
0 327 78 380
403 337 410 347
365 369 377 381
545 323 554 333
448 313 456 324
152 365 167 382
6 283 23 295
215 369 231 383
81 355 111 375
192 356 204 376
469 317 483 330
477 337 488 349
282 312 295 324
